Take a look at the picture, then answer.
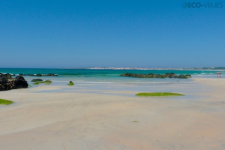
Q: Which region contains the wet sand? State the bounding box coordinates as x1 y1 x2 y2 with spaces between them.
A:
0 78 225 150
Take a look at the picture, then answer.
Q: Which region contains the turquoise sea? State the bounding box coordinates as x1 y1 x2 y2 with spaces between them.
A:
1 68 224 75
0 68 224 83
1 68 223 97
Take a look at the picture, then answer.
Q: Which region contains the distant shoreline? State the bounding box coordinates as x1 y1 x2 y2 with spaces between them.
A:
1 67 225 71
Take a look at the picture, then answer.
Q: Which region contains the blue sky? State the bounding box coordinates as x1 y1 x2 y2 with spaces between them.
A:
0 0 224 68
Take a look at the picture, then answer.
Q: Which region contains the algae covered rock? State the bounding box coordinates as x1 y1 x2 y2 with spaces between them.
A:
33 80 52 85
68 81 74 86
44 80 52 85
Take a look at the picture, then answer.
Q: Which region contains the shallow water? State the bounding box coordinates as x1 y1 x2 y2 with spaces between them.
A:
1 68 222 99
1 68 224 83
31 76 206 101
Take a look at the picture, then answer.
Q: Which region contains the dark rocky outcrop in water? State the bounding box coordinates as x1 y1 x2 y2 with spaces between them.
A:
0 74 28 91
16 73 58 76
0 73 12 79
121 73 191 79
31 79 43 82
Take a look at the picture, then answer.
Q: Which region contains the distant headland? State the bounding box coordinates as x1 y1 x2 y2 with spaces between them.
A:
87 67 225 70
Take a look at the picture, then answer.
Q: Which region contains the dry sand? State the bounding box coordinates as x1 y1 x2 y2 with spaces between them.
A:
0 78 225 150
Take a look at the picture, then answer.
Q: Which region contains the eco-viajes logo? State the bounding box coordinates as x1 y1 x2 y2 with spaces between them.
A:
184 2 223 8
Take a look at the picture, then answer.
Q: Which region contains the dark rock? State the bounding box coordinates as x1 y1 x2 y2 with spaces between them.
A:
48 73 54 76
41 73 58 76
47 73 58 76
31 79 43 82
14 76 29 88
177 75 187 79
0 73 12 79
186 74 191 78
1 73 59 77
121 73 192 79
0 75 28 91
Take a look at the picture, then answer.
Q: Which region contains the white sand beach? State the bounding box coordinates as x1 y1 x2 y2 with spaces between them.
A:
0 78 225 150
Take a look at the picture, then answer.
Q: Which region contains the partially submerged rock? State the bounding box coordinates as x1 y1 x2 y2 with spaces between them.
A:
2 73 58 76
33 73 58 76
45 80 52 85
0 73 12 79
44 73 58 76
0 75 28 91
121 73 191 79
31 79 43 82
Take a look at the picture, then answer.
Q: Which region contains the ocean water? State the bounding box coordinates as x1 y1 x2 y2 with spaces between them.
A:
1 68 221 98
0 68 224 84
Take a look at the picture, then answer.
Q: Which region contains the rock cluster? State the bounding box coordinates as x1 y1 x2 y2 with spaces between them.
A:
18 73 58 76
0 73 28 91
0 73 58 76
121 73 191 79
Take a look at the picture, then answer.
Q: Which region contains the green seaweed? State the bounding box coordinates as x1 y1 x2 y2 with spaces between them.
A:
33 80 52 85
68 81 74 86
0 98 14 105
44 80 52 85
33 81 41 85
136 92 184 97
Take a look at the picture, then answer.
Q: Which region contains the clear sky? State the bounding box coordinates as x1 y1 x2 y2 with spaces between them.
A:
0 0 224 68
